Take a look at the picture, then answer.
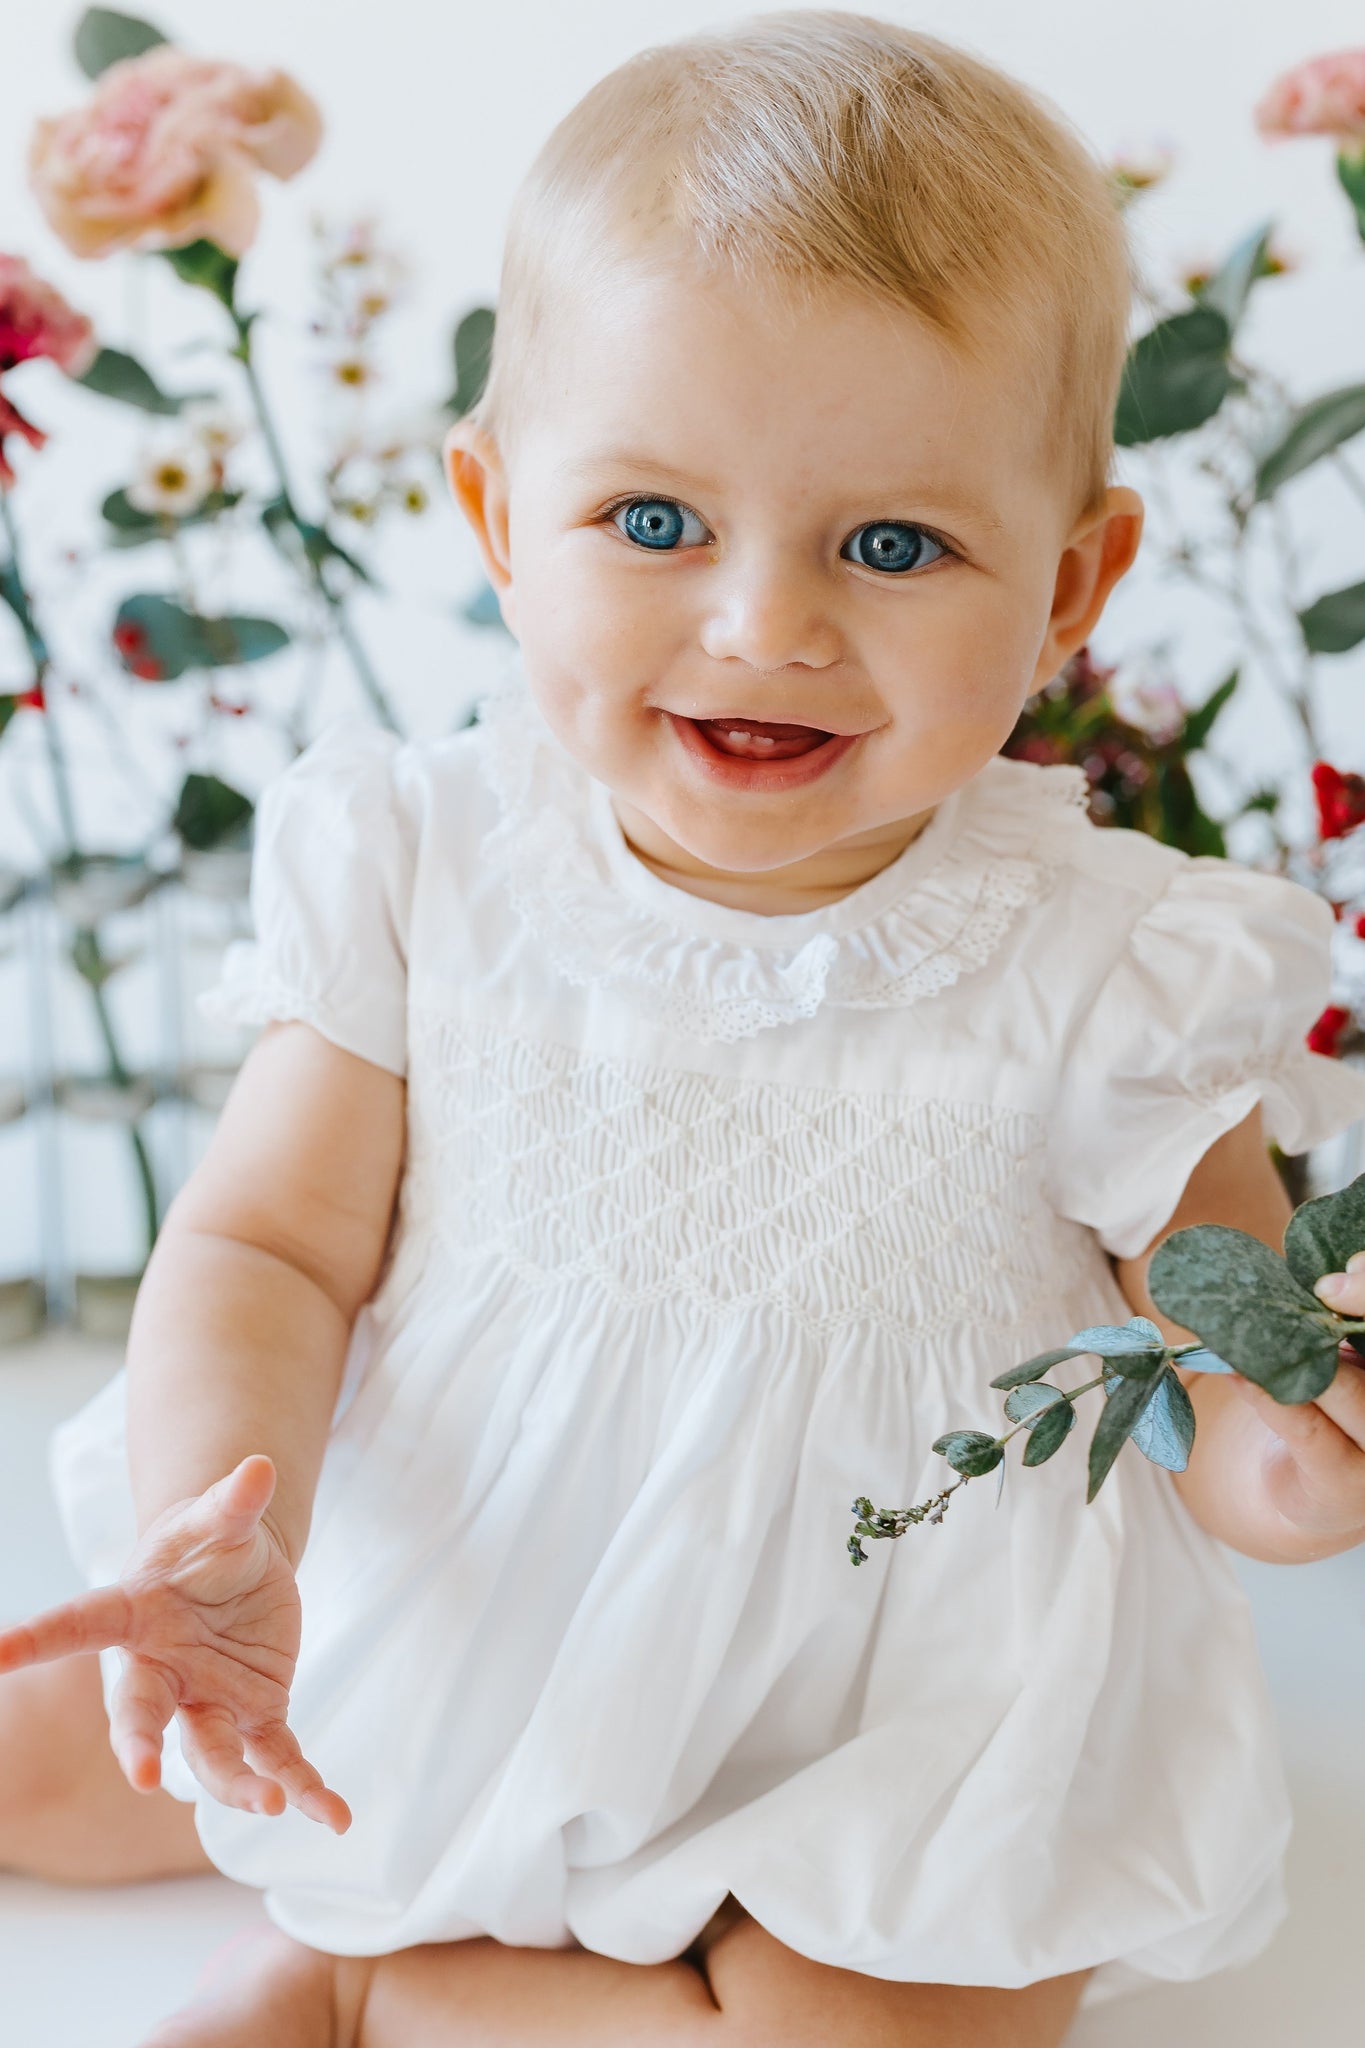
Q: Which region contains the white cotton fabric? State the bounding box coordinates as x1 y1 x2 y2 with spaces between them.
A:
49 665 1365 2011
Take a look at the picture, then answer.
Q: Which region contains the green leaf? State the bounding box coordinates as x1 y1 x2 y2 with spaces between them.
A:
160 239 239 311
1196 220 1276 335
1284 1172 1365 1360
0 696 20 738
1336 147 1365 246
114 594 289 680
989 1347 1088 1391
1148 1223 1342 1404
448 305 495 417
74 7 167 79
1114 305 1234 446
102 486 242 546
74 346 206 416
259 497 377 588
1254 384 1365 500
1105 1363 1196 1471
932 1430 1004 1478
1022 1398 1077 1466
171 771 253 851
1088 1371 1162 1500
1298 581 1365 657
1004 1383 1067 1425
1067 1319 1166 1358
1179 1348 1234 1374
1181 669 1239 751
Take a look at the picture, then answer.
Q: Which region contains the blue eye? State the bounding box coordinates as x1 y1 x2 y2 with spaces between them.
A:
612 498 710 550
842 522 946 574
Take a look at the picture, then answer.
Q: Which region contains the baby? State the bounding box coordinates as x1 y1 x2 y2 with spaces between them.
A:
6 12 1365 2047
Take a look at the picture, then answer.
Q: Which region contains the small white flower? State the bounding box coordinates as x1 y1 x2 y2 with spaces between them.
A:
126 439 215 517
180 400 245 459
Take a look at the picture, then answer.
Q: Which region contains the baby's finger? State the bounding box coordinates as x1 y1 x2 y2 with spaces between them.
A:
108 1655 178 1793
1310 1351 1365 1452
1313 1251 1365 1316
177 1704 287 1818
0 1584 134 1674
244 1720 353 1834
194 1455 278 1545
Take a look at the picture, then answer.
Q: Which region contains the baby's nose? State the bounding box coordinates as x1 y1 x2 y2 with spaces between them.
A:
697 554 843 672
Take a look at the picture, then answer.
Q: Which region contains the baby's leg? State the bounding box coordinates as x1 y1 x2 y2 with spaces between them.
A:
0 1652 212 1883
352 1914 1090 2047
135 1905 1091 2048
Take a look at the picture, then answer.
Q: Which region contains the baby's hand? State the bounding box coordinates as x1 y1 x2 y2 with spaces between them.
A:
0 1455 350 1832
1225 1252 1365 1547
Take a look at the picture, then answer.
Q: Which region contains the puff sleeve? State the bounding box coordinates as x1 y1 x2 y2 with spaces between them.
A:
1044 859 1365 1259
196 721 419 1077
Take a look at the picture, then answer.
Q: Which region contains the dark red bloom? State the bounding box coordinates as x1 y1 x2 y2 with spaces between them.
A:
0 387 46 490
1312 761 1365 841
1308 1004 1353 1057
112 619 163 682
1355 914 1365 941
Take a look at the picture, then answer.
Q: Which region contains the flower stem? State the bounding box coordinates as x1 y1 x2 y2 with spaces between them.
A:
0 485 158 1265
230 314 402 734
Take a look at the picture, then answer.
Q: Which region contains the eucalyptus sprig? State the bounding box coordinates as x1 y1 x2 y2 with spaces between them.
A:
848 1169 1365 1564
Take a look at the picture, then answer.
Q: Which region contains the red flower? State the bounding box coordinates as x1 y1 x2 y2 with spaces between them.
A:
1312 760 1365 840
0 387 46 490
112 618 163 682
1308 1004 1353 1057
0 254 96 377
1355 914 1365 941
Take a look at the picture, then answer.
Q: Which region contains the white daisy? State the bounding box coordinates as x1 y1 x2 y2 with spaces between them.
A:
126 438 216 518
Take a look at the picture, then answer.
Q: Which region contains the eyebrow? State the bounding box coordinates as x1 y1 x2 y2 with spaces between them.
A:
562 449 1006 534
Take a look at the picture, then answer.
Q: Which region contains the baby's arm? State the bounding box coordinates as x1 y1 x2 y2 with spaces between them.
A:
0 1017 405 1823
125 1016 405 1569
1115 1106 1365 1563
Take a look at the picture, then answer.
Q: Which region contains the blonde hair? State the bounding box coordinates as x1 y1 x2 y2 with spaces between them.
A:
470 9 1137 524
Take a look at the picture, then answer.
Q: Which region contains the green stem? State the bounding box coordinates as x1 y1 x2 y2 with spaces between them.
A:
230 315 402 734
1 486 158 1266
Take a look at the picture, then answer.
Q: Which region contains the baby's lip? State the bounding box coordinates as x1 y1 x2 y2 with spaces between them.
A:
663 709 874 738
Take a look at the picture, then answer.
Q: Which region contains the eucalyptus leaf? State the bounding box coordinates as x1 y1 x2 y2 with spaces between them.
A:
102 486 242 546
989 1347 1088 1391
1067 1319 1166 1358
1181 669 1239 751
1022 1399 1076 1466
114 594 289 680
1254 384 1365 500
1114 306 1234 446
1004 1382 1067 1425
74 7 166 79
1284 1171 1365 1360
1298 581 1365 657
1196 221 1275 335
74 346 209 416
171 772 253 852
1087 1372 1162 1501
448 305 495 417
1338 149 1365 245
932 1430 1004 1478
1148 1223 1341 1404
1104 1364 1196 1472
1178 1348 1235 1375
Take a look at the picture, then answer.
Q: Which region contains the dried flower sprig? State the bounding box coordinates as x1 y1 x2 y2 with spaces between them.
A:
848 1169 1365 1562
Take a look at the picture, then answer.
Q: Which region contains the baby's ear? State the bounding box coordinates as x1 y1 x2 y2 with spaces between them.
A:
443 419 513 598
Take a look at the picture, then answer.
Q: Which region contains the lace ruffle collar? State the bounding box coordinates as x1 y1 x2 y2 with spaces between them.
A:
475 671 1089 1043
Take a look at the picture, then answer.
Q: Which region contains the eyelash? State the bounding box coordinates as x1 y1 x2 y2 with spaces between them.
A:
598 495 962 572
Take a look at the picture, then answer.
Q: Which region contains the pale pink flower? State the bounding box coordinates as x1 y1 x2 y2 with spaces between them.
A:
0 254 97 376
28 45 322 261
1254 49 1365 146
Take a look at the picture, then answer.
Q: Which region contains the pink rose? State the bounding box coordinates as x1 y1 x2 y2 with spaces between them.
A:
0 254 97 377
1255 49 1365 145
28 45 323 261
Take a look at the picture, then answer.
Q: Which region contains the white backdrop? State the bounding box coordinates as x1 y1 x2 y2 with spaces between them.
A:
0 0 1363 1279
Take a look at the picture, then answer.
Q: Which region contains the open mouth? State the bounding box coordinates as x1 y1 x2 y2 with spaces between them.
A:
666 712 862 789
691 716 836 761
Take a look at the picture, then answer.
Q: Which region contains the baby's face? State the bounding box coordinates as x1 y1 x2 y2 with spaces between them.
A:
450 259 1142 883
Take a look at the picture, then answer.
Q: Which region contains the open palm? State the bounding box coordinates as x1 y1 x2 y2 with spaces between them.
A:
0 1455 349 1832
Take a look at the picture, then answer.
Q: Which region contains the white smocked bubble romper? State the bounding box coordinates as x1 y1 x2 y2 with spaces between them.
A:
49 662 1365 2014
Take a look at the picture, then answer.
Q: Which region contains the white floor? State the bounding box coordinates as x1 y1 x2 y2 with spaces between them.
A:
1 1333 1362 2047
